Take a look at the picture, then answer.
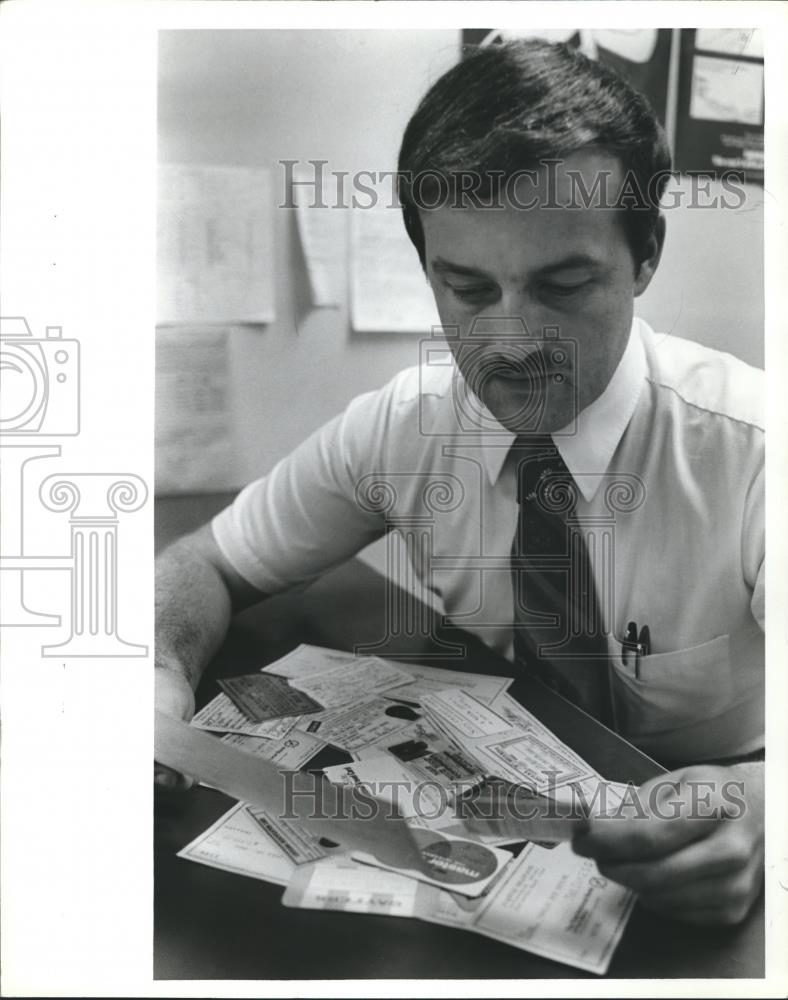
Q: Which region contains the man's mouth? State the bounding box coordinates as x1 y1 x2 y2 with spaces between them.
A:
460 349 570 394
486 356 566 383
494 366 550 381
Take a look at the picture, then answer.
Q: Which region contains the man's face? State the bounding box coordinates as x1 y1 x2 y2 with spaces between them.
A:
420 150 660 434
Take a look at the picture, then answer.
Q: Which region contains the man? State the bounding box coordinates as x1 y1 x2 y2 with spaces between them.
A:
155 40 764 926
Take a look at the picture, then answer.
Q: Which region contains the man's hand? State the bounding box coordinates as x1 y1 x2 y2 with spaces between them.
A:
155 663 196 722
572 764 764 926
154 665 196 790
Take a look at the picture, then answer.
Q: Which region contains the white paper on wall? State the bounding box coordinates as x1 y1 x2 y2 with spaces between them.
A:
292 166 346 307
157 164 275 325
689 55 763 126
350 204 439 334
155 326 240 494
695 28 763 59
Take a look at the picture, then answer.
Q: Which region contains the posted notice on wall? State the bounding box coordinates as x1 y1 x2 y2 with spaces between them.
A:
157 164 275 325
350 204 439 334
291 165 346 307
155 326 241 495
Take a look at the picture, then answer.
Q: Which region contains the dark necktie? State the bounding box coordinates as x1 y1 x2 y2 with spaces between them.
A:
510 436 614 726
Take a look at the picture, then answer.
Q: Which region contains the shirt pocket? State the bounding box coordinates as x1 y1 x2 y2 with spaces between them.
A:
609 633 733 739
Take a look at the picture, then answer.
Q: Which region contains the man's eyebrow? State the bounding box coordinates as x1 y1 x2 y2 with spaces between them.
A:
431 258 492 279
430 253 603 280
535 253 602 276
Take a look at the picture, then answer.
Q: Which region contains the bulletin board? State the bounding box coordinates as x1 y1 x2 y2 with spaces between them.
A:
673 28 764 185
461 28 765 186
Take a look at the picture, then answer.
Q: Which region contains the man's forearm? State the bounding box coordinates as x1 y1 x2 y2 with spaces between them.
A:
155 536 234 692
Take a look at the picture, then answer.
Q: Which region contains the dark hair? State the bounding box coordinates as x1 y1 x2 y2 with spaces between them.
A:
397 39 672 270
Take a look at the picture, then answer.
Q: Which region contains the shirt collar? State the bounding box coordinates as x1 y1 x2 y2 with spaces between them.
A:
478 318 647 502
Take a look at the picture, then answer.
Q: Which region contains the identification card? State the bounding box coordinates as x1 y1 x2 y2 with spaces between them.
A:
218 673 323 722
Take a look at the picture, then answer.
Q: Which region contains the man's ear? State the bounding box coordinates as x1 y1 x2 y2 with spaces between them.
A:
633 213 666 297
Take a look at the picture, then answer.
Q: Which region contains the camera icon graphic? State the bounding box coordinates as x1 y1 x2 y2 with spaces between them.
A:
419 317 578 436
0 317 80 436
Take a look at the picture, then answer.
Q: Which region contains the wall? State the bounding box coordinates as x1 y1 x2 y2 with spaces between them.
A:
637 177 764 368
158 29 764 493
158 29 459 486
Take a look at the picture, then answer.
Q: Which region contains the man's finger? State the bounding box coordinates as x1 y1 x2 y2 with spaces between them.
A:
154 762 194 791
635 865 761 925
572 808 721 864
593 821 755 892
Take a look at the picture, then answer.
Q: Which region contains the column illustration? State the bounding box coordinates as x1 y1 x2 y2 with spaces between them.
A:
39 474 148 657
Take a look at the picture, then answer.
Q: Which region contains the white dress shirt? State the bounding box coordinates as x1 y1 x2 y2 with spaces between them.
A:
213 318 764 766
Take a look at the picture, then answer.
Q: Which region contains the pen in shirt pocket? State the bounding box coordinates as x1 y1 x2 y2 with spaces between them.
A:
621 621 651 678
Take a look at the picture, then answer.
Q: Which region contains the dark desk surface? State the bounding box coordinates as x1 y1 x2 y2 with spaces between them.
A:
154 495 764 980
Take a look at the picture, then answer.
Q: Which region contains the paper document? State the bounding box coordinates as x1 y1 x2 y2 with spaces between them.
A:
263 644 367 680
292 166 345 307
489 692 558 734
177 802 295 886
246 806 331 865
158 164 274 324
288 657 413 709
220 730 325 770
192 692 299 739
277 823 633 973
155 327 239 494
350 204 439 333
284 857 420 917
416 841 635 975
473 729 591 792
421 689 511 739
477 692 601 791
383 661 513 707
298 696 418 752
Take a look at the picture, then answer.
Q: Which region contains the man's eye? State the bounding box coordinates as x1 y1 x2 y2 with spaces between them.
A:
446 284 497 303
543 281 591 298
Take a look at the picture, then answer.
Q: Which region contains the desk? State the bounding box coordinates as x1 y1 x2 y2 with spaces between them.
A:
154 496 764 980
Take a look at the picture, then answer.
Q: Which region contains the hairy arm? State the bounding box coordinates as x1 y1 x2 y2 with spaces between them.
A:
154 522 266 785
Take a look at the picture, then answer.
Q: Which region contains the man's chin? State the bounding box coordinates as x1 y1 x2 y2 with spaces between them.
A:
479 385 576 436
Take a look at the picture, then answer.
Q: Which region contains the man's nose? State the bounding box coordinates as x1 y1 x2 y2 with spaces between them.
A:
471 294 542 346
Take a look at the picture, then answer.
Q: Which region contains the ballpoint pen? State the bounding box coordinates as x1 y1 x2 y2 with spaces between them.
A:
621 621 638 667
635 624 651 679
621 621 651 678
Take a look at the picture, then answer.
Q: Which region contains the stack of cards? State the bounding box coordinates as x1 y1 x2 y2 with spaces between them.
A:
177 644 635 975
